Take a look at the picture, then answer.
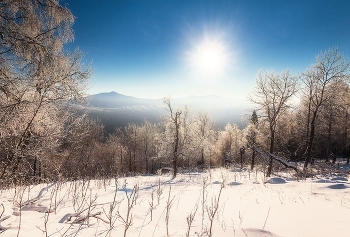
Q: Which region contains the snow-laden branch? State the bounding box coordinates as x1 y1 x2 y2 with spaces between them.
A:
253 147 302 175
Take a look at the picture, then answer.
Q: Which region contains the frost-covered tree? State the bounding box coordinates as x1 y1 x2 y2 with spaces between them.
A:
138 121 161 174
245 110 259 170
336 82 350 164
0 0 90 185
249 70 298 177
216 123 244 166
163 97 182 178
193 112 216 169
302 48 350 170
125 123 139 174
59 116 104 179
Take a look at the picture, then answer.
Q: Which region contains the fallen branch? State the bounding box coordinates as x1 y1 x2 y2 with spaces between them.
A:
22 182 57 207
59 211 109 224
0 215 10 231
253 147 302 175
58 201 116 224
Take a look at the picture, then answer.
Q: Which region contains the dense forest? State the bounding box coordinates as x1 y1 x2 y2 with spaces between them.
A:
1 0 350 188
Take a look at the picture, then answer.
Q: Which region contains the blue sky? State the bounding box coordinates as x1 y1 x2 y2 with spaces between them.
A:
62 0 350 104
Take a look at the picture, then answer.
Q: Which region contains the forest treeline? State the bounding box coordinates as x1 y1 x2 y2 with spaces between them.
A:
1 0 350 188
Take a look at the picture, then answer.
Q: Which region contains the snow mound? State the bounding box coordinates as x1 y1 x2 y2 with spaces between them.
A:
239 228 283 237
314 176 348 183
331 177 348 182
327 183 349 189
117 187 134 193
228 181 242 186
314 179 331 183
266 177 286 184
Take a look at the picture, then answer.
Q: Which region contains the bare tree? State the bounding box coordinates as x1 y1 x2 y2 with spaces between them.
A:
163 97 182 178
302 48 350 170
249 70 298 177
125 123 139 175
185 204 198 237
337 82 350 164
117 181 139 237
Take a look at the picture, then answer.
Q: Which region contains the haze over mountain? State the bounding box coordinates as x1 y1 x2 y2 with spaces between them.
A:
86 92 249 134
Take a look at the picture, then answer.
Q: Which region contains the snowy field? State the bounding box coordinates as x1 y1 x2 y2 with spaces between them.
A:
1 168 350 237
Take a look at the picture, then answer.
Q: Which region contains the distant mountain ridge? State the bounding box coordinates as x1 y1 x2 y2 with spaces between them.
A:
88 92 158 108
85 91 247 134
88 91 242 109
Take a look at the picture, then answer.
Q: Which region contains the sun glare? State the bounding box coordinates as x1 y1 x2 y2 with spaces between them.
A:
188 39 228 77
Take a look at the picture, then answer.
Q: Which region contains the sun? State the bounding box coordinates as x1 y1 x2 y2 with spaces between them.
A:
189 39 228 76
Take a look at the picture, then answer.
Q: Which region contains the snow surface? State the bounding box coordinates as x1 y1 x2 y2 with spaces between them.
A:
1 168 350 237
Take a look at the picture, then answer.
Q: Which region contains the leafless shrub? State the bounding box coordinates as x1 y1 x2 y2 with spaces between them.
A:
36 186 57 237
206 182 225 237
263 207 271 230
14 186 27 237
53 181 65 214
148 187 156 222
117 180 139 237
201 176 209 230
103 176 120 237
71 179 91 213
156 179 163 205
165 186 175 236
186 204 198 237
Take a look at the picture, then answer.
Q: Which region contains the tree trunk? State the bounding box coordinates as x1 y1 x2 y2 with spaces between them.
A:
173 126 179 178
267 131 275 177
240 153 243 169
172 113 180 179
133 150 136 175
201 148 205 169
145 140 149 174
304 110 317 170
251 150 256 170
33 157 38 178
128 152 132 174
326 117 332 162
239 147 245 169
332 146 337 164
120 148 123 174
343 108 348 162
305 93 312 139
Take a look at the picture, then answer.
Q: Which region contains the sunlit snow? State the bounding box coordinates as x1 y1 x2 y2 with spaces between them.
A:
1 168 350 237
